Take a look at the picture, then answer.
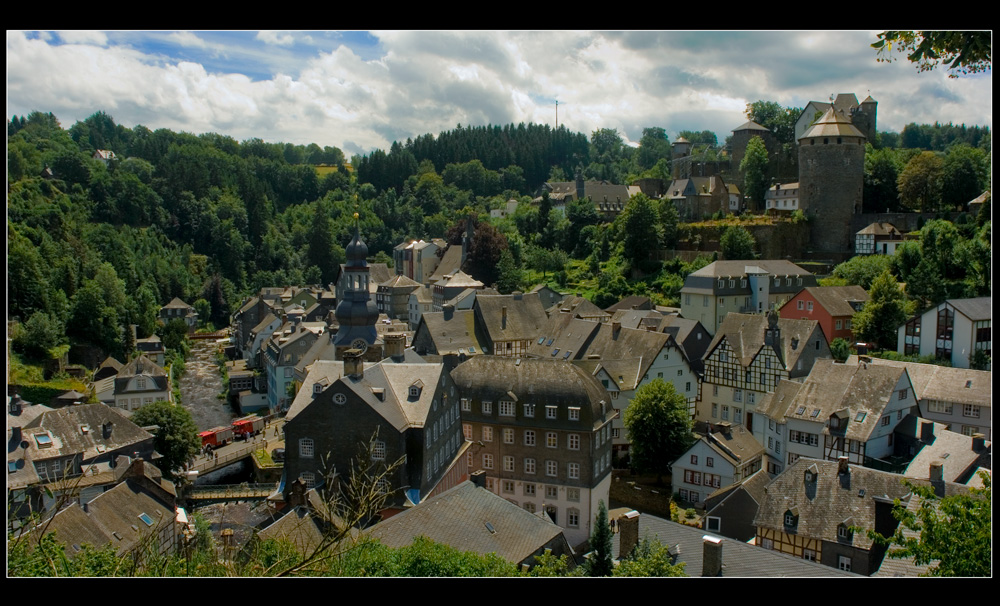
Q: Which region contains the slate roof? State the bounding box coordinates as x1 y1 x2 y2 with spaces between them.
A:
451 357 609 426
705 467 771 512
844 356 990 407
754 458 912 552
898 416 990 483
732 120 770 132
604 295 653 313
162 297 193 309
25 473 176 558
379 273 422 290
21 403 154 463
701 424 765 468
800 105 866 140
765 359 908 442
856 222 903 237
416 309 487 356
611 512 858 577
546 295 608 320
435 269 483 289
428 246 465 284
798 285 869 317
114 355 169 395
94 356 124 381
475 293 549 345
683 260 814 294
367 480 567 565
708 313 822 372
947 297 991 322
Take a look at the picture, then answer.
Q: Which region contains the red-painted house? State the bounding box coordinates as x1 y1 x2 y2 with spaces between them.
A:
779 286 868 345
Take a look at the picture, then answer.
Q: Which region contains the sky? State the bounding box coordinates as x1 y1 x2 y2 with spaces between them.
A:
6 30 993 158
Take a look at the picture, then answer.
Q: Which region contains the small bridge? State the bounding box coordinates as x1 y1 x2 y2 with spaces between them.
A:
185 483 278 505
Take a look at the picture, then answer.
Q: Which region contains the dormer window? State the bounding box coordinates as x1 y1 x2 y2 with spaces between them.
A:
837 524 853 541
409 380 423 398
784 509 799 528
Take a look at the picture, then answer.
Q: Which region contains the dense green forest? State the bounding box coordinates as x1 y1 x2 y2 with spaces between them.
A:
6 109 991 368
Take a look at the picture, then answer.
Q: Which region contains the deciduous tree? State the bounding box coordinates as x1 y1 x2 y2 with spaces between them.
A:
720 225 756 260
739 136 770 211
852 269 908 350
623 379 695 484
129 400 200 480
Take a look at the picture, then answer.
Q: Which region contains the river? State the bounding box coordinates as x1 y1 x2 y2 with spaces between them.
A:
178 337 253 484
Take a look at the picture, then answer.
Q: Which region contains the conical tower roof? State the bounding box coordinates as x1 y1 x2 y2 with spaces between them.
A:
344 213 369 269
799 106 865 140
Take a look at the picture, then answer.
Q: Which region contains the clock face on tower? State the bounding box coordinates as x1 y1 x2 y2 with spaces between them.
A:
351 338 369 353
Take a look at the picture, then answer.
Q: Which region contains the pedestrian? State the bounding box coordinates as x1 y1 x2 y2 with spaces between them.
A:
274 427 278 437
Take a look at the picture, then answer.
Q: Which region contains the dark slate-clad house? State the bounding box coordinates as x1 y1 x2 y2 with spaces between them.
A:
451 356 616 548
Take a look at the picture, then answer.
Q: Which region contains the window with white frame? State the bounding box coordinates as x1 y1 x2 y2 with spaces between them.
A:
524 502 536 513
524 430 536 446
482 401 492 414
837 556 851 572
568 433 580 450
734 408 742 423
568 509 580 528
546 460 557 477
300 472 316 488
499 401 514 416
722 405 729 420
482 426 493 442
881 415 891 426
503 428 514 444
927 400 953 414
299 438 314 458
372 440 386 461
523 403 535 417
964 404 981 418
568 407 580 421
461 398 471 411
463 423 472 440
503 456 514 472
483 454 493 469
712 403 718 418
524 457 536 474
734 389 742 402
706 457 714 467
546 406 558 419
546 432 558 448
568 462 580 479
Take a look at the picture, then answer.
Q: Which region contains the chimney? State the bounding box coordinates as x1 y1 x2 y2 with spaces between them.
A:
443 303 455 321
103 421 114 439
11 426 22 444
972 433 986 453
702 535 723 577
929 461 945 497
837 456 849 476
612 321 621 339
344 349 364 379
501 306 507 329
470 470 486 488
856 343 868 356
385 333 406 360
617 510 640 559
920 420 934 443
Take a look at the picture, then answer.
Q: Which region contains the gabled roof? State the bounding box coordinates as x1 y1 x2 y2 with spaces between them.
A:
475 293 549 344
771 359 909 441
117 355 167 379
856 221 903 237
707 314 822 371
844 356 990 407
21 403 154 462
732 120 770 132
705 467 771 512
379 273 422 290
367 480 567 564
793 285 869 317
700 424 765 468
162 297 192 309
946 297 991 322
604 295 653 313
428 246 465 283
417 309 487 356
754 458 912 551
686 259 813 281
546 295 608 320
611 512 858 577
898 416 990 483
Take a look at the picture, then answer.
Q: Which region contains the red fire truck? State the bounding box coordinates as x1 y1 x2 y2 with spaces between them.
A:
199 426 234 451
232 415 265 439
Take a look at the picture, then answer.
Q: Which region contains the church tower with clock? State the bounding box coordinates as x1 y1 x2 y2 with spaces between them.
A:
334 214 382 361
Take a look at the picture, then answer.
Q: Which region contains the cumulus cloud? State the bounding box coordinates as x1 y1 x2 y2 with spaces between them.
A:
5 30 992 154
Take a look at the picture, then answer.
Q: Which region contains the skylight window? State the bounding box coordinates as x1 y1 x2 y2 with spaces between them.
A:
538 337 546 344
810 409 821 418
546 339 554 346
139 512 155 526
855 411 866 422
796 406 806 415
551 348 559 356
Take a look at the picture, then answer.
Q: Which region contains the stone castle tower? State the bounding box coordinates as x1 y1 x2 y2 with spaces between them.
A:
671 136 692 179
333 214 381 360
797 105 867 255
